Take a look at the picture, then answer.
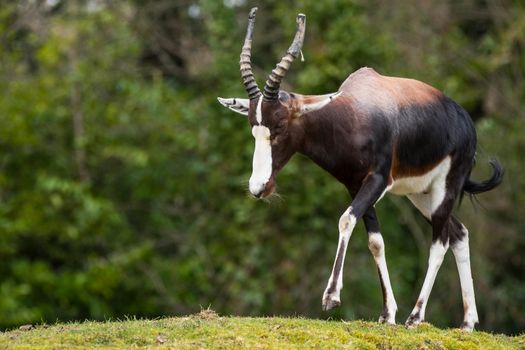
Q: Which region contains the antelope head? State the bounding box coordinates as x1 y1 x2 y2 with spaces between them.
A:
218 8 340 198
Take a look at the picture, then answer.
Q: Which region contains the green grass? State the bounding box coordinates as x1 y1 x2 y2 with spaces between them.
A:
1 310 523 349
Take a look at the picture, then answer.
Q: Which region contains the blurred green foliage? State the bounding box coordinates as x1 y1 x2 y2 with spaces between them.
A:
0 0 523 334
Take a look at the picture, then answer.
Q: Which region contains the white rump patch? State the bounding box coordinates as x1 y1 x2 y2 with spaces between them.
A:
249 125 272 195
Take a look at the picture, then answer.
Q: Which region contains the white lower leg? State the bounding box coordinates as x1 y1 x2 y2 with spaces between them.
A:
406 240 448 326
451 226 478 331
322 207 356 310
368 232 397 324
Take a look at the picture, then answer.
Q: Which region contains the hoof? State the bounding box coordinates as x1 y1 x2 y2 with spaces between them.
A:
322 296 341 311
460 321 475 332
405 314 422 328
378 310 396 325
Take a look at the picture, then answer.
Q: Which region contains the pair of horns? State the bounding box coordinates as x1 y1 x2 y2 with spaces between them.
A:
240 7 306 101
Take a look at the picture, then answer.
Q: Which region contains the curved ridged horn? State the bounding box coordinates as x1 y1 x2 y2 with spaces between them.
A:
240 7 261 100
263 13 306 101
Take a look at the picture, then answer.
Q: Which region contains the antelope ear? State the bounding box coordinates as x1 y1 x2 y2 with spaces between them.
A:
217 97 250 116
299 91 342 115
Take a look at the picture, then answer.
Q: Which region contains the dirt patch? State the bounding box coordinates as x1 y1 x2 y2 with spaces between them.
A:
191 308 219 320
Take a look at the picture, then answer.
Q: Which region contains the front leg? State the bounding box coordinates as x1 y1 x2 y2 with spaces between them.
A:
322 206 356 310
363 207 398 324
322 173 388 311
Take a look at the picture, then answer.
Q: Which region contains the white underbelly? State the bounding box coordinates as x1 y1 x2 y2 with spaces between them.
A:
387 157 451 196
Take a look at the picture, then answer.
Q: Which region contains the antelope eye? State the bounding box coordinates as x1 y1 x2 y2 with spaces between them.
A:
279 92 290 103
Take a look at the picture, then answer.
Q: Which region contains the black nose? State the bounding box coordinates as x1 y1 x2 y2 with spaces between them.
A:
253 191 263 198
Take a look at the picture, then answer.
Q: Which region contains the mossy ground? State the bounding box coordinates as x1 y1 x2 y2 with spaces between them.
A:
1 310 523 349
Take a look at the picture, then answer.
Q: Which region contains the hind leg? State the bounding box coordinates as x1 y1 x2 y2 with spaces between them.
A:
405 207 479 331
405 165 457 328
449 217 479 331
405 226 449 326
406 168 478 330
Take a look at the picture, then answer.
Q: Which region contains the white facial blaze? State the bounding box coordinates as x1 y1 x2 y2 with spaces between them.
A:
255 94 263 123
249 97 272 196
249 125 272 196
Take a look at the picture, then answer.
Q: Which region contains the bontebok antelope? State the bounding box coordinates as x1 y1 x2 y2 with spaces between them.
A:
217 7 503 331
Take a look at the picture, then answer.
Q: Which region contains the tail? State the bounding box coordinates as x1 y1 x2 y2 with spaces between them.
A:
463 159 504 194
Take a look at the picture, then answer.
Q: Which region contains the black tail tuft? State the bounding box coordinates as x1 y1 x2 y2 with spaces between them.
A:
463 159 504 194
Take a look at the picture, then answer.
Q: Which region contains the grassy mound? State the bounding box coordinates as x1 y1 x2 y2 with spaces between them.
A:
1 310 523 349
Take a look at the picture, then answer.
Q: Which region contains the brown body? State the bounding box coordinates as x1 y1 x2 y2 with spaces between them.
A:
286 68 475 199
